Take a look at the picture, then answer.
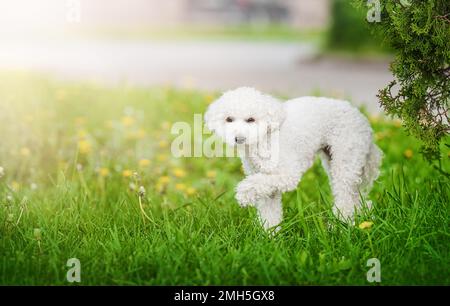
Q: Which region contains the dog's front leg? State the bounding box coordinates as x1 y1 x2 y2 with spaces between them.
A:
235 172 300 206
256 193 283 231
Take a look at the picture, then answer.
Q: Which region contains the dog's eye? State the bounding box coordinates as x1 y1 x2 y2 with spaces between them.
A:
246 117 256 123
225 117 234 123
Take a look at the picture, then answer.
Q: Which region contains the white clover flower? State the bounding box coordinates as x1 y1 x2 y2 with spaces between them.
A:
34 228 42 240
138 186 146 197
30 183 38 190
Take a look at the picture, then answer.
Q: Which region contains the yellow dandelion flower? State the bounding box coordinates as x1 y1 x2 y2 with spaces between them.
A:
126 129 146 140
121 116 135 127
205 94 215 104
175 183 186 191
139 159 151 168
156 182 166 193
173 168 186 178
78 140 91 154
181 76 196 89
160 121 171 130
74 116 86 126
99 168 110 177
179 105 189 113
136 129 146 139
393 119 402 128
20 147 31 157
125 132 135 140
77 129 88 139
404 149 413 159
206 170 217 179
46 110 56 119
186 187 197 196
102 149 111 157
158 140 169 148
157 154 168 162
59 161 68 170
11 181 20 191
359 221 374 230
374 132 384 141
368 115 380 124
104 120 113 129
23 114 34 123
122 170 133 178
55 89 67 101
158 176 170 185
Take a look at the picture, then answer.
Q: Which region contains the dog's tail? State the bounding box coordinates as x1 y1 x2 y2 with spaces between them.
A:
361 143 383 193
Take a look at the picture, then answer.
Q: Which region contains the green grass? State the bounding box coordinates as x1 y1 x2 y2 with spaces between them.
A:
0 72 449 285
62 25 324 43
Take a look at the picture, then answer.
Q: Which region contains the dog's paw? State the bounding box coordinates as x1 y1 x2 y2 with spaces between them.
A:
235 191 252 207
235 179 260 207
332 206 355 224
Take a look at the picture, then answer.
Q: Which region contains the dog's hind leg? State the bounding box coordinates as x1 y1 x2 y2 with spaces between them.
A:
361 143 382 193
318 146 332 176
328 140 370 222
256 193 283 231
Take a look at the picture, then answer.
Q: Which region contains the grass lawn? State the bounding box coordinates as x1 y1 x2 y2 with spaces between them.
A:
0 73 449 285
64 25 324 43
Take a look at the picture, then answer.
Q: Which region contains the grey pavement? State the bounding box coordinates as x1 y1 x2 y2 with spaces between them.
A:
0 39 393 113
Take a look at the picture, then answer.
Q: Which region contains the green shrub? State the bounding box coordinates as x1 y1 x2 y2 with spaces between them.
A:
355 0 450 166
327 0 385 52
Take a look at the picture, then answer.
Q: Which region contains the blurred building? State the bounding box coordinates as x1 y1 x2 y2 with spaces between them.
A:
80 0 330 29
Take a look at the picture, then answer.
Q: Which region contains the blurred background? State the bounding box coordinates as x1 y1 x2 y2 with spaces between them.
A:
0 0 391 112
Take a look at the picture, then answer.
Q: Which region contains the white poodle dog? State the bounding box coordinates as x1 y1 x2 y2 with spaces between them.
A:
204 87 382 230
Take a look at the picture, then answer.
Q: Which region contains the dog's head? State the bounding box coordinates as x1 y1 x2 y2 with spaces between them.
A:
204 87 285 147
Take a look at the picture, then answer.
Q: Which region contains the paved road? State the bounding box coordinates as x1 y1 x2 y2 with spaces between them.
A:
0 39 392 112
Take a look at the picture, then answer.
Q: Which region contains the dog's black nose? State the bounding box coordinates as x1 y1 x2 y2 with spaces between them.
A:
235 136 246 144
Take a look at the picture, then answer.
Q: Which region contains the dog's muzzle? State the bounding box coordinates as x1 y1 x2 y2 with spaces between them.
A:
235 136 246 144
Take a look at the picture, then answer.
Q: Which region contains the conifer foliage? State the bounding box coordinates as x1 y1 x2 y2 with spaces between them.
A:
358 0 449 162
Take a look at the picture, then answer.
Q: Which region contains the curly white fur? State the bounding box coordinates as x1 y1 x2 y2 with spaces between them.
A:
205 87 382 230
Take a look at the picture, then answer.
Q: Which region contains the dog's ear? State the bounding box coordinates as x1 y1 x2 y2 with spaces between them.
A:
204 107 213 133
265 98 286 133
204 100 221 133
